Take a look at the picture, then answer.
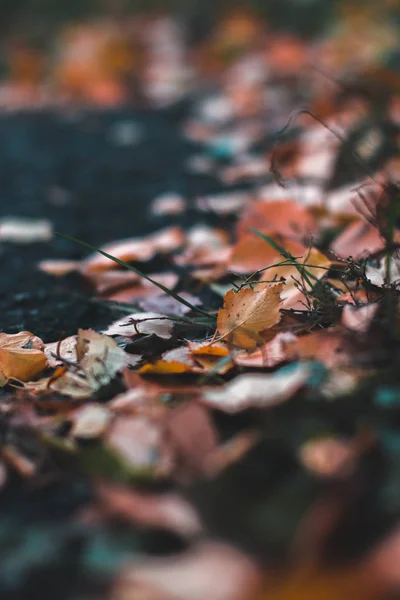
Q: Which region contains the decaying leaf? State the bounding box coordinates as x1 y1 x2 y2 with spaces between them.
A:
49 329 128 399
215 282 283 350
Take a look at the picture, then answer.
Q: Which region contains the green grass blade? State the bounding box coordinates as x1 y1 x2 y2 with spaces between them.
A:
249 227 317 288
56 232 214 319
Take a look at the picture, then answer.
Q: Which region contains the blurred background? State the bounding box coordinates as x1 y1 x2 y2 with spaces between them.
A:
0 0 399 108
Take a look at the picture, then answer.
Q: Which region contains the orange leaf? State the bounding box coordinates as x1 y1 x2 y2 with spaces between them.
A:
0 332 47 384
216 282 283 350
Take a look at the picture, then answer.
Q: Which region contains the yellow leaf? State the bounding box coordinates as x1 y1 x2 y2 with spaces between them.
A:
216 283 283 350
139 360 194 375
189 341 233 373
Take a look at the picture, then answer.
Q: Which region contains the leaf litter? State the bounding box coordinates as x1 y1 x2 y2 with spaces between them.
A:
3 5 400 600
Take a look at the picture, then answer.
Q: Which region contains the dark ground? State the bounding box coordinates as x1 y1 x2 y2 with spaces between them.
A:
0 103 217 341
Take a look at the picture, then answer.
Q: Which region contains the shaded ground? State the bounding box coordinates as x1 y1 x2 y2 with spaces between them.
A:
0 104 203 339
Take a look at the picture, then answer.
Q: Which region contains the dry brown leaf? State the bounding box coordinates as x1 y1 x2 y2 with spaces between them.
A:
237 200 317 241
49 329 128 399
202 364 310 413
229 234 305 275
331 221 386 259
215 282 283 350
45 335 77 368
83 226 185 272
0 331 47 385
283 329 352 369
85 269 141 295
235 331 298 368
105 273 179 303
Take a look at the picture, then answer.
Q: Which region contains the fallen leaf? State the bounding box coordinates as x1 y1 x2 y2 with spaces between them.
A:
229 234 305 274
39 259 81 276
215 282 283 350
45 335 77 367
106 415 172 476
234 331 298 368
95 482 201 537
151 192 186 216
49 329 128 399
0 217 52 243
196 191 250 215
341 303 379 332
331 221 385 259
113 541 261 600
105 273 179 303
139 346 200 375
237 200 317 241
283 329 352 369
202 363 310 413
188 341 232 373
83 226 185 272
70 403 112 439
0 331 47 385
165 402 218 477
104 312 174 339
299 436 357 478
138 292 202 316
365 255 400 287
